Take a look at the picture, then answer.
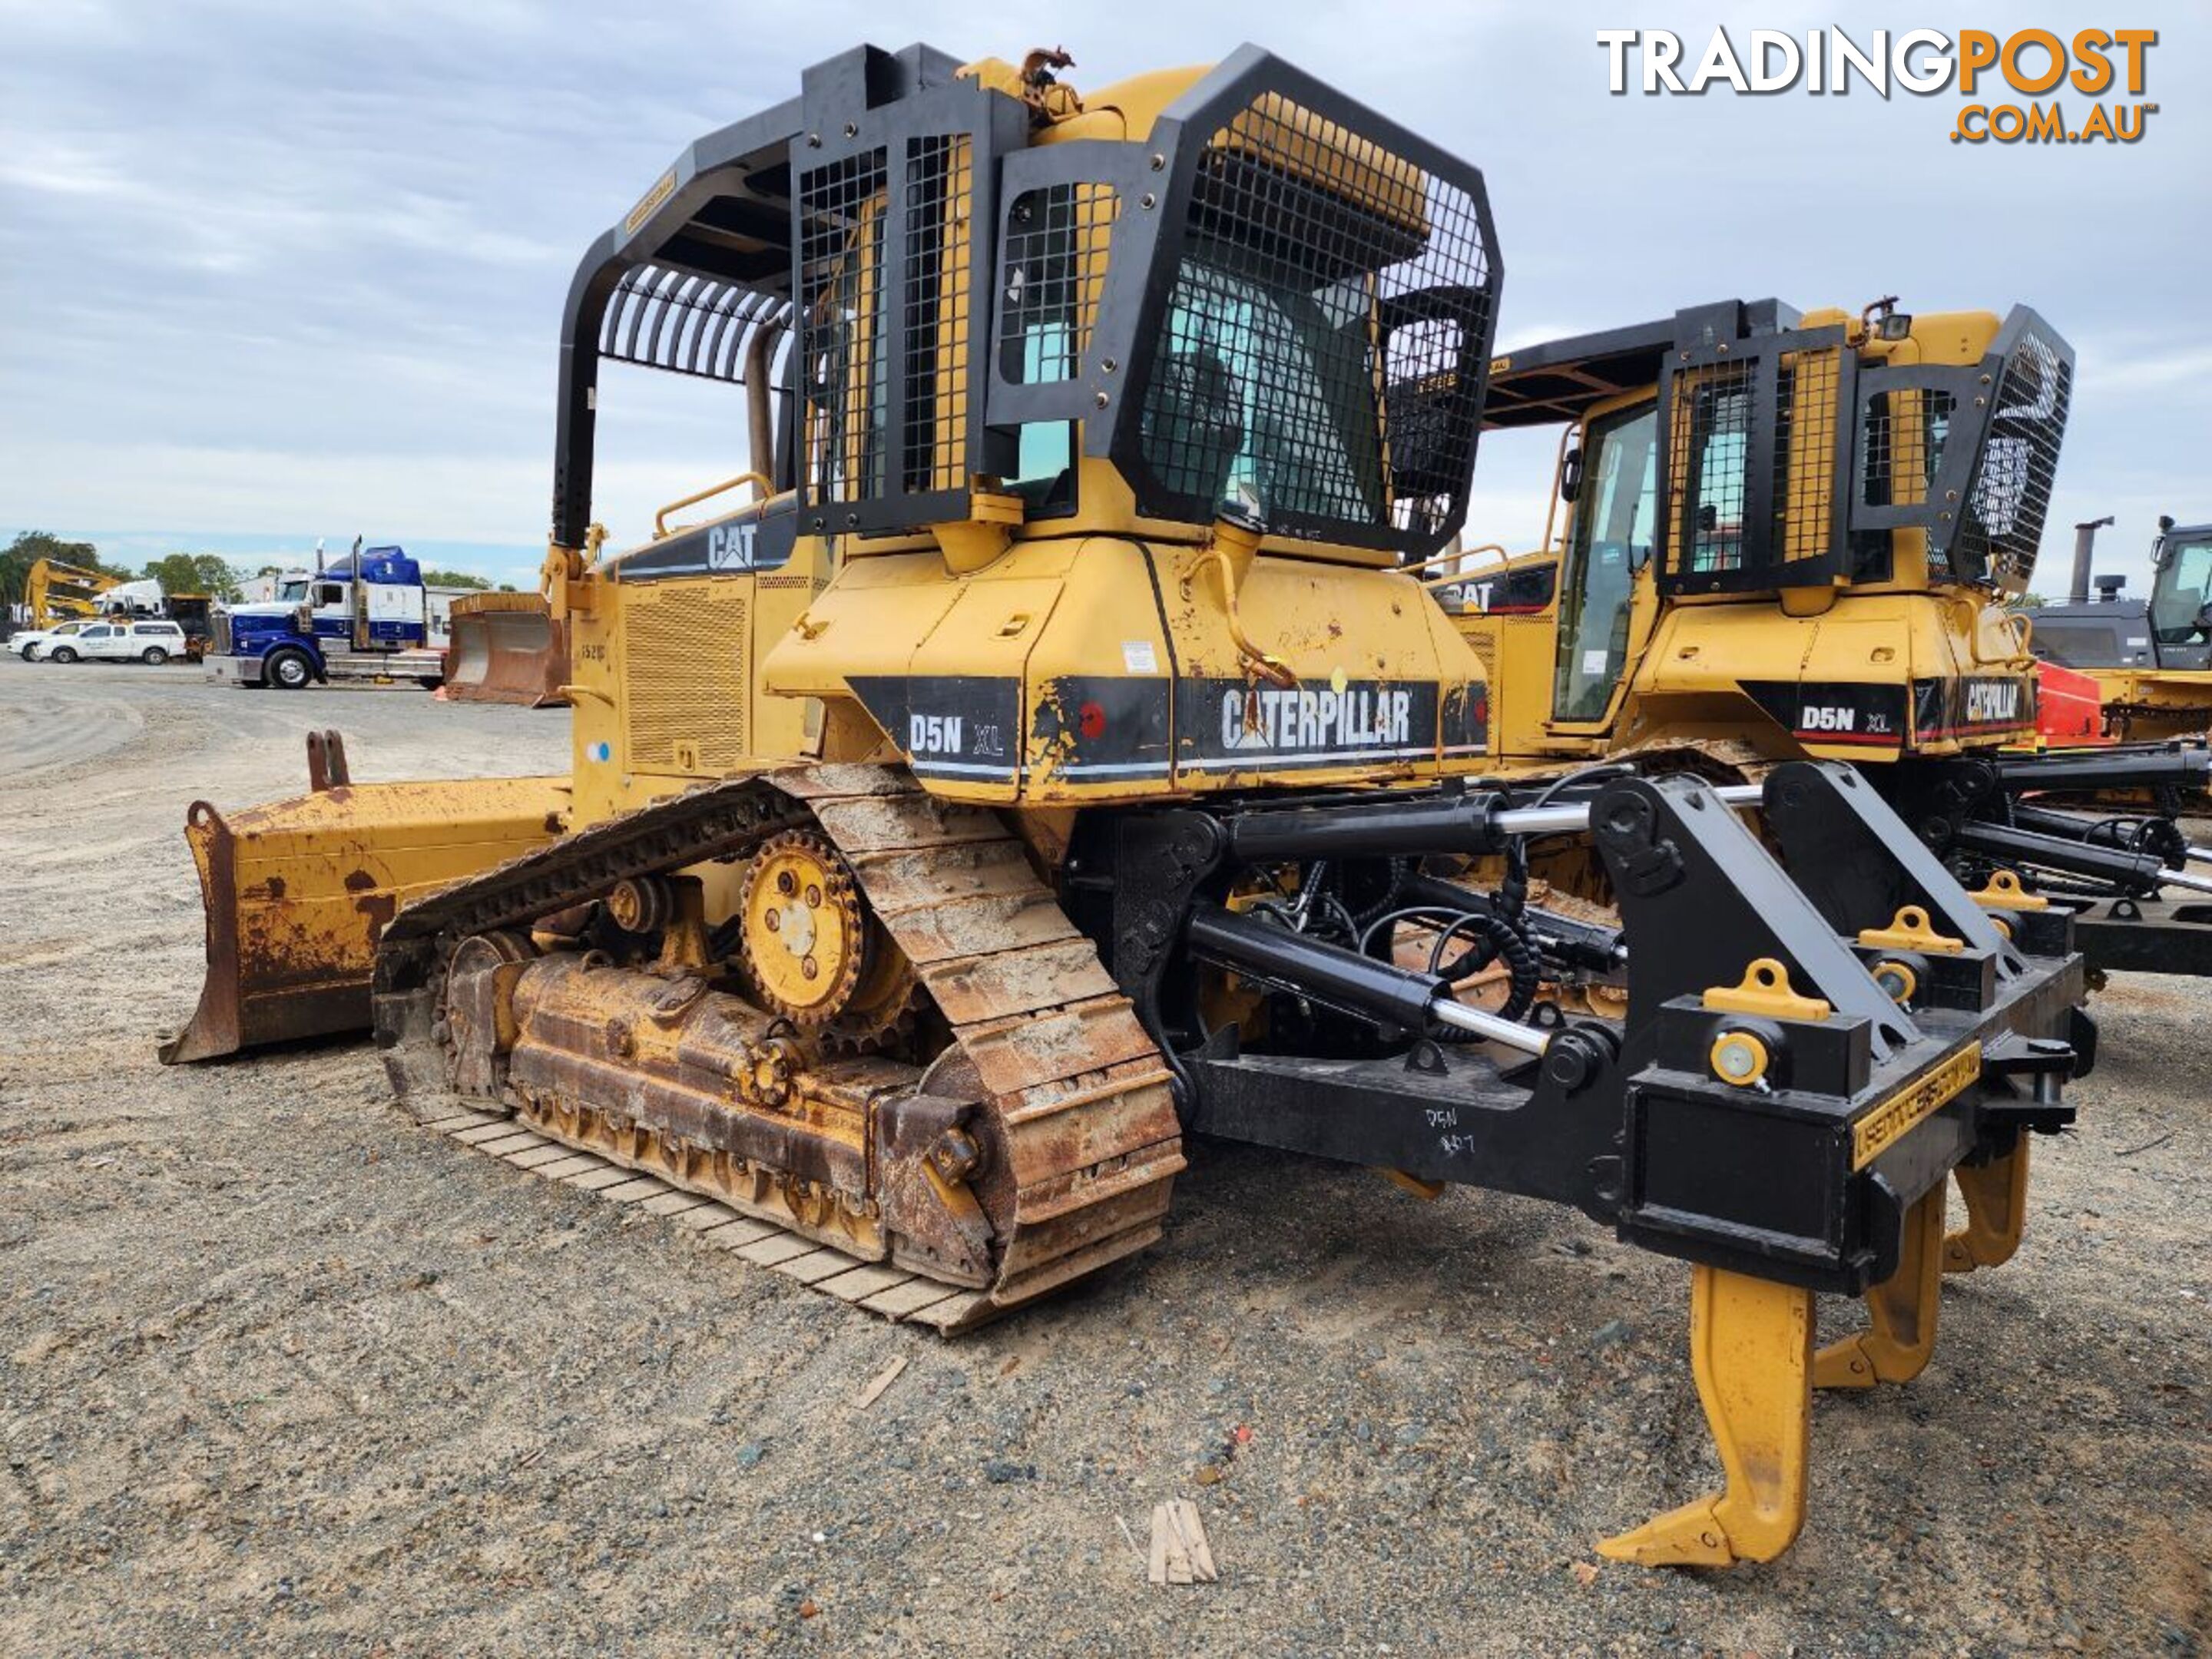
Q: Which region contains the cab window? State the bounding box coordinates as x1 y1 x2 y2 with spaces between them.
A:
2151 535 2212 646
1554 405 1658 721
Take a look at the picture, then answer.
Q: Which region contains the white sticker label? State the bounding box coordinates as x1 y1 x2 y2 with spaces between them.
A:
1580 648 1611 677
1122 640 1159 674
2127 637 2149 647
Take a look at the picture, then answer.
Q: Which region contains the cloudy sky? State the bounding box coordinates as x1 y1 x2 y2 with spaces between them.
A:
3 2 2206 591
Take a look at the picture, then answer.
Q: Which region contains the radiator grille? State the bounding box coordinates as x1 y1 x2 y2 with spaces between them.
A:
1461 628 1498 684
623 584 750 773
1955 323 2071 584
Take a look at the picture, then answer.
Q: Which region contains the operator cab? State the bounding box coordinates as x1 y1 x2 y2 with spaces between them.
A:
2028 518 2212 673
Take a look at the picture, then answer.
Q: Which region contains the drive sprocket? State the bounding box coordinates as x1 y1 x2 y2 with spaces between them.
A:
735 827 920 1048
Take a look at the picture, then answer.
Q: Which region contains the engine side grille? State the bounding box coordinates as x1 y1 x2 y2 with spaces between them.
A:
623 583 751 773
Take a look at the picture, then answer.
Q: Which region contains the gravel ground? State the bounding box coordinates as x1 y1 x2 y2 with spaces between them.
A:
1 659 2206 1657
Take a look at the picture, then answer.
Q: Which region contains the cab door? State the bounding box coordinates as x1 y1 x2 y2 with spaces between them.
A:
1548 399 1661 730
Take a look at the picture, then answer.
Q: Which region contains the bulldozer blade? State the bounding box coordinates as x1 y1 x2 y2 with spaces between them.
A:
442 593 570 707
159 776 572 1064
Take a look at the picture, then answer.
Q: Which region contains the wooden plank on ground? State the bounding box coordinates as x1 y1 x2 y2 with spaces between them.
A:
452 1121 525 1146
672 1202 745 1232
906 1290 990 1332
422 1112 500 1134
478 1130 549 1157
639 1190 713 1219
853 1354 908 1409
507 1142 579 1171
600 1177 670 1204
561 1164 632 1191
814 1263 911 1303
860 1279 970 1320
773 1246 867 1285
736 1233 817 1269
700 1217 781 1250
1149 1500 1216 1585
531 1154 607 1182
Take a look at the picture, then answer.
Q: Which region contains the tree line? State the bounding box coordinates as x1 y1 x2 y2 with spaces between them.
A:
3 531 503 611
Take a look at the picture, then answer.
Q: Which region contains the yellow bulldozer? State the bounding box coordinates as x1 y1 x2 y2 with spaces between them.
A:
160 43 2096 1567
1439 299 2212 979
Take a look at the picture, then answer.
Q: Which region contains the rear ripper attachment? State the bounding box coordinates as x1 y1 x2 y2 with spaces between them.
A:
1055 760 2088 1566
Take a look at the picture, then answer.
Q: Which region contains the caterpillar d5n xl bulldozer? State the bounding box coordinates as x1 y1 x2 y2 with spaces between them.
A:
160 45 2094 1567
1445 299 2212 979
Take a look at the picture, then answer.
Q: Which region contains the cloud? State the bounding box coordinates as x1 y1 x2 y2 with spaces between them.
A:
1 5 2205 583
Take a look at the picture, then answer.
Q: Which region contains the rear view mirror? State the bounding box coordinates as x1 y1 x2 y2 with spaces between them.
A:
1559 445 1584 505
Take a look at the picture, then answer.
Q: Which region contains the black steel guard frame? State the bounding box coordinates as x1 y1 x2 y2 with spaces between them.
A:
1653 322 1857 598
547 43 1503 557
984 45 1504 558
1848 305 2075 588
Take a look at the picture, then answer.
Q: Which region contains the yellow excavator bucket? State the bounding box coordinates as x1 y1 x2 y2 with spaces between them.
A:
159 734 570 1063
442 591 570 707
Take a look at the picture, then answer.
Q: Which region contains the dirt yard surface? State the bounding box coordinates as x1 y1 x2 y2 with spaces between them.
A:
1 659 2206 1657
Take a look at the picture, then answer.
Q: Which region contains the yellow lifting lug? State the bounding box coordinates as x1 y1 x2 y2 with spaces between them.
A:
1856 905 1965 955
1967 869 2048 913
1701 959 1832 1023
931 487 1025 575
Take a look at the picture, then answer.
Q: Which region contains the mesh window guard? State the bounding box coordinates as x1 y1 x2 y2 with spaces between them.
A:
1859 387 1956 508
1669 359 1754 576
1771 348 1841 565
797 148 891 505
998 182 1118 386
902 134 973 495
1131 88 1495 549
1955 326 2071 584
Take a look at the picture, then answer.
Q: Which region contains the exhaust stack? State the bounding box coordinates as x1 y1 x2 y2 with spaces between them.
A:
2068 515 2115 604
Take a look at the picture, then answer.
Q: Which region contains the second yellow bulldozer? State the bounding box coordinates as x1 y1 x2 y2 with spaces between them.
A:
1439 298 2212 978
161 42 2096 1568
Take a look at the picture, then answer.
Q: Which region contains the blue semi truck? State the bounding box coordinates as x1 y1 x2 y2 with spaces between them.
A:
207 545 446 689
